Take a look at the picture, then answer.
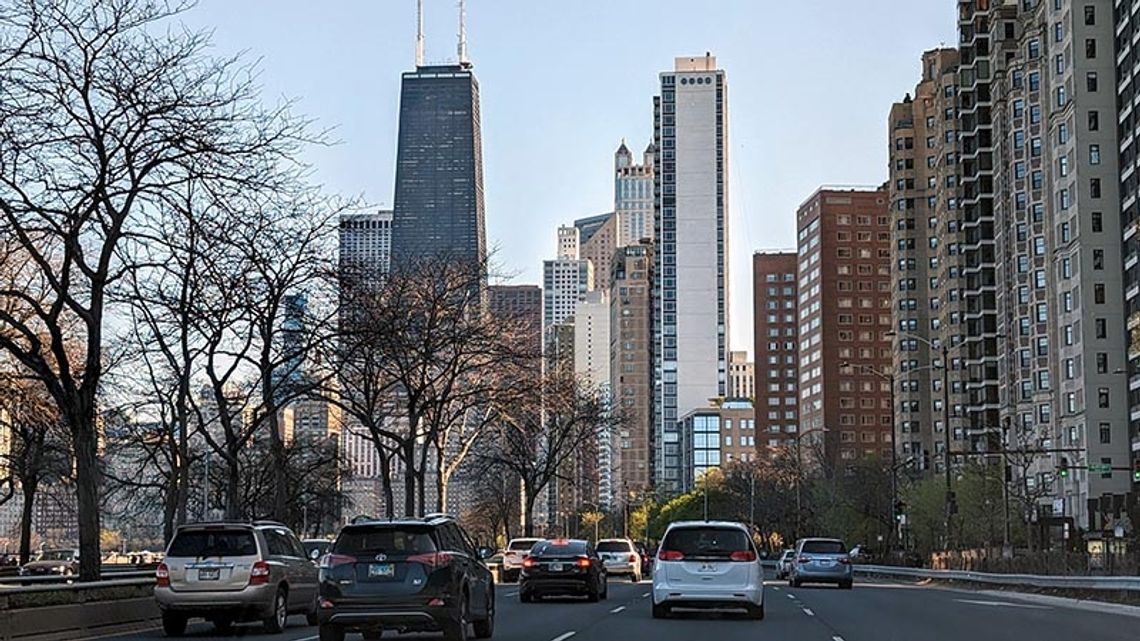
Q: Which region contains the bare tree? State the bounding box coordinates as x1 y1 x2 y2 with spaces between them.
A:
0 0 309 579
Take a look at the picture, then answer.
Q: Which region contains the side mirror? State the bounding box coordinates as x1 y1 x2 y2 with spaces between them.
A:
309 549 322 561
477 546 495 560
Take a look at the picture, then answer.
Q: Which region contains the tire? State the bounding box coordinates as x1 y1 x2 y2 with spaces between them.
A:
211 616 234 634
319 624 345 641
306 594 319 626
791 578 801 588
473 589 494 639
840 580 853 590
587 583 600 603
443 593 469 641
162 612 187 637
630 572 640 583
519 590 533 603
651 602 670 619
263 587 288 634
601 580 608 600
748 602 765 620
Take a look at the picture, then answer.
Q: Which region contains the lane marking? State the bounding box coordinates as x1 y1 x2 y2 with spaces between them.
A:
610 606 626 614
771 586 780 591
786 593 796 600
551 633 577 641
506 591 519 597
641 591 650 598
955 598 1050 610
802 607 815 616
833 636 846 641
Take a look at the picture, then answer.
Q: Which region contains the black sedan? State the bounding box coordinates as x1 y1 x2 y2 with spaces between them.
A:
519 539 608 603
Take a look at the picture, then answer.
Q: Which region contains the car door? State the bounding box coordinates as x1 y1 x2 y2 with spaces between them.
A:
264 529 304 610
438 525 475 611
458 525 492 618
284 529 318 606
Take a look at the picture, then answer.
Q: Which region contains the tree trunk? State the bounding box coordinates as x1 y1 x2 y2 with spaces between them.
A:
18 478 38 566
523 484 537 537
435 447 446 513
377 446 394 519
403 439 416 517
71 408 102 581
225 452 242 519
264 391 288 521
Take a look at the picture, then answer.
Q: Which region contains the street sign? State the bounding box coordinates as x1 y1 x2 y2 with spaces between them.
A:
1088 463 1111 473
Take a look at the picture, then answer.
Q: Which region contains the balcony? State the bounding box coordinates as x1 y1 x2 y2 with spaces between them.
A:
1130 312 1140 331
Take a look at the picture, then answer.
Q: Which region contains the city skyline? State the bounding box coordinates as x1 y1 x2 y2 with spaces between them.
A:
183 0 957 355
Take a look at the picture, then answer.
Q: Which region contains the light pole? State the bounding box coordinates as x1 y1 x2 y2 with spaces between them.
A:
842 361 897 551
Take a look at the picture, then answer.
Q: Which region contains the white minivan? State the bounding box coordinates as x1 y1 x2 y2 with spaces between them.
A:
651 520 764 620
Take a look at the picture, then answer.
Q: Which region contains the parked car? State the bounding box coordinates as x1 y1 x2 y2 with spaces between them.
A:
500 537 541 583
155 520 320 636
19 549 79 577
775 549 795 580
596 538 642 582
302 539 333 561
316 514 495 641
651 521 764 620
519 539 607 603
788 538 853 589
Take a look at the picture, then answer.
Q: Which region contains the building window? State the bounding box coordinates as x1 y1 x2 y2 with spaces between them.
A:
1095 318 1107 338
1086 72 1098 92
1099 423 1111 444
1090 178 1101 199
1088 110 1099 131
1096 352 1108 373
1093 249 1103 270
1085 38 1096 58
1089 144 1100 165
1094 283 1105 304
1085 5 1095 25
1098 387 1109 408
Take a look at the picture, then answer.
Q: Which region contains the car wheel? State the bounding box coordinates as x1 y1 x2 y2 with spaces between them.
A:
651 602 670 619
519 590 533 603
748 602 765 620
306 594 319 626
211 616 234 634
840 580 853 590
263 587 288 634
473 589 494 639
318 624 345 641
587 582 600 603
601 579 608 600
443 592 469 641
791 578 801 588
630 571 640 583
162 612 187 637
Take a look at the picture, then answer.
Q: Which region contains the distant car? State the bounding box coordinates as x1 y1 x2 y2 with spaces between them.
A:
776 549 795 580
155 520 320 636
501 537 541 582
651 521 764 620
302 539 332 561
316 514 495 641
633 542 653 577
19 549 79 577
788 538 853 589
520 539 608 603
596 538 642 582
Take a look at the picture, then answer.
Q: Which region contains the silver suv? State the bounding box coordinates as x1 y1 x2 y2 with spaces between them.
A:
155 521 319 636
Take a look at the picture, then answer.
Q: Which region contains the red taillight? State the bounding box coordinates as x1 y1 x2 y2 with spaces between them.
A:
407 552 453 569
249 560 271 585
522 556 536 569
628 554 639 563
427 597 445 607
576 557 591 568
838 557 851 565
319 598 336 609
155 562 170 588
318 554 356 570
729 550 758 562
658 550 684 561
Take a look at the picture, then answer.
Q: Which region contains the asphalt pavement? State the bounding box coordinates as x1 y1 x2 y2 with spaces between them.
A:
95 571 1140 641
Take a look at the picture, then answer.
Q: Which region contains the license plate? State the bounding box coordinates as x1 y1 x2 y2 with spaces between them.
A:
550 563 563 572
198 568 219 581
699 563 719 572
368 563 394 578
821 560 834 566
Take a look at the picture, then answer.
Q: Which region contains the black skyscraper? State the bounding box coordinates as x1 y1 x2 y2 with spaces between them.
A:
391 63 486 270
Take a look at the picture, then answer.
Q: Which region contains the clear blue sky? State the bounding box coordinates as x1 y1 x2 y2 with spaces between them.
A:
186 0 956 356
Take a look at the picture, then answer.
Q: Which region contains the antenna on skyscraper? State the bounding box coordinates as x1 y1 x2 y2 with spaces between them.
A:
457 0 468 63
415 0 425 67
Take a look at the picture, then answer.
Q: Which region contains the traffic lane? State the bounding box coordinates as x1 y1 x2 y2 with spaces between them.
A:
95 615 319 640
572 580 833 641
786 579 1140 641
490 580 652 641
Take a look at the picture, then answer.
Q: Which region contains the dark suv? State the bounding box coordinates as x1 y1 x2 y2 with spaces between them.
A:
317 515 495 641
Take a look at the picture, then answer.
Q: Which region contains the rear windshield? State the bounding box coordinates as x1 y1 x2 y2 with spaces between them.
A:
662 527 750 559
168 530 257 557
801 540 846 554
531 541 587 556
508 539 540 551
335 527 437 555
781 551 795 559
597 541 632 553
40 550 75 561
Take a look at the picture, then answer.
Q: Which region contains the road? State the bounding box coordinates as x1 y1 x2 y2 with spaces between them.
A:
98 573 1140 641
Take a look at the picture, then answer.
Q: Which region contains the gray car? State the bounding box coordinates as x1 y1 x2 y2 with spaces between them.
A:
788 538 853 589
155 521 320 636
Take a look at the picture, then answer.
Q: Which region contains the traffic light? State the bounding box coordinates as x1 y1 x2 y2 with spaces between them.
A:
1133 460 1140 483
894 500 906 522
1058 457 1070 479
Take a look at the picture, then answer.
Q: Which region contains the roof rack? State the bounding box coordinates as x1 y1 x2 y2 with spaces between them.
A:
421 512 453 521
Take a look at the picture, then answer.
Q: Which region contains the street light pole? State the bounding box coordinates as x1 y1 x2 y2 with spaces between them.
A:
941 342 953 549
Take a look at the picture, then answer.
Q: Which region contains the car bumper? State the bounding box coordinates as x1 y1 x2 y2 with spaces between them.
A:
319 601 458 631
603 562 637 575
521 576 593 596
653 582 763 608
155 584 276 618
793 566 853 582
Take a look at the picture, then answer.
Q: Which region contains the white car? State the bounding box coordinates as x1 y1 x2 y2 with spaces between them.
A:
651 520 764 620
596 538 642 582
501 537 541 582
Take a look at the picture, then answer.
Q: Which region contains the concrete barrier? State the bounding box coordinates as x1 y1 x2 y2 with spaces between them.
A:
0 579 158 641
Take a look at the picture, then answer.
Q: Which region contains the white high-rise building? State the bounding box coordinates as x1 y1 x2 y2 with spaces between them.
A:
574 291 611 388
615 140 656 247
652 54 730 492
339 210 393 275
543 258 593 331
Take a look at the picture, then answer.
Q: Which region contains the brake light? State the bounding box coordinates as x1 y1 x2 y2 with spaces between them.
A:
729 550 758 562
319 554 355 570
658 550 684 561
576 557 591 568
155 562 170 588
629 554 639 563
407 552 453 569
522 556 536 569
249 560 271 586
838 557 851 565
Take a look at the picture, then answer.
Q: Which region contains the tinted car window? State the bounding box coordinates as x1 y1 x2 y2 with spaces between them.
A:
531 541 587 556
597 541 632 553
801 540 846 554
508 540 538 551
336 527 437 555
661 527 749 559
39 550 75 561
168 530 257 557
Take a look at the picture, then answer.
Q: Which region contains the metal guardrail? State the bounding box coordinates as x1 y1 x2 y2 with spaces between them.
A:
0 567 155 588
855 564 1140 592
0 577 154 595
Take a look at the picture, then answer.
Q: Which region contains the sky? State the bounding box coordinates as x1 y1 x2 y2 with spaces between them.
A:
185 0 957 357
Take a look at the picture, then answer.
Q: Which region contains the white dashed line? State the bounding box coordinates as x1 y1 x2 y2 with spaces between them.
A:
610 606 626 614
786 593 796 600
772 586 780 591
641 592 650 598
833 636 846 641
803 608 815 616
551 633 577 641
507 591 518 597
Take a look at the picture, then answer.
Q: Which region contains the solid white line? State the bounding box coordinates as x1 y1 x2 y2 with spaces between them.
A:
551 633 577 641
610 606 626 614
955 598 1049 610
802 608 815 616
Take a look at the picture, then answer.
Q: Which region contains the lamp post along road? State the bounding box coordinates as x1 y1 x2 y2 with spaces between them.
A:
843 361 897 551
